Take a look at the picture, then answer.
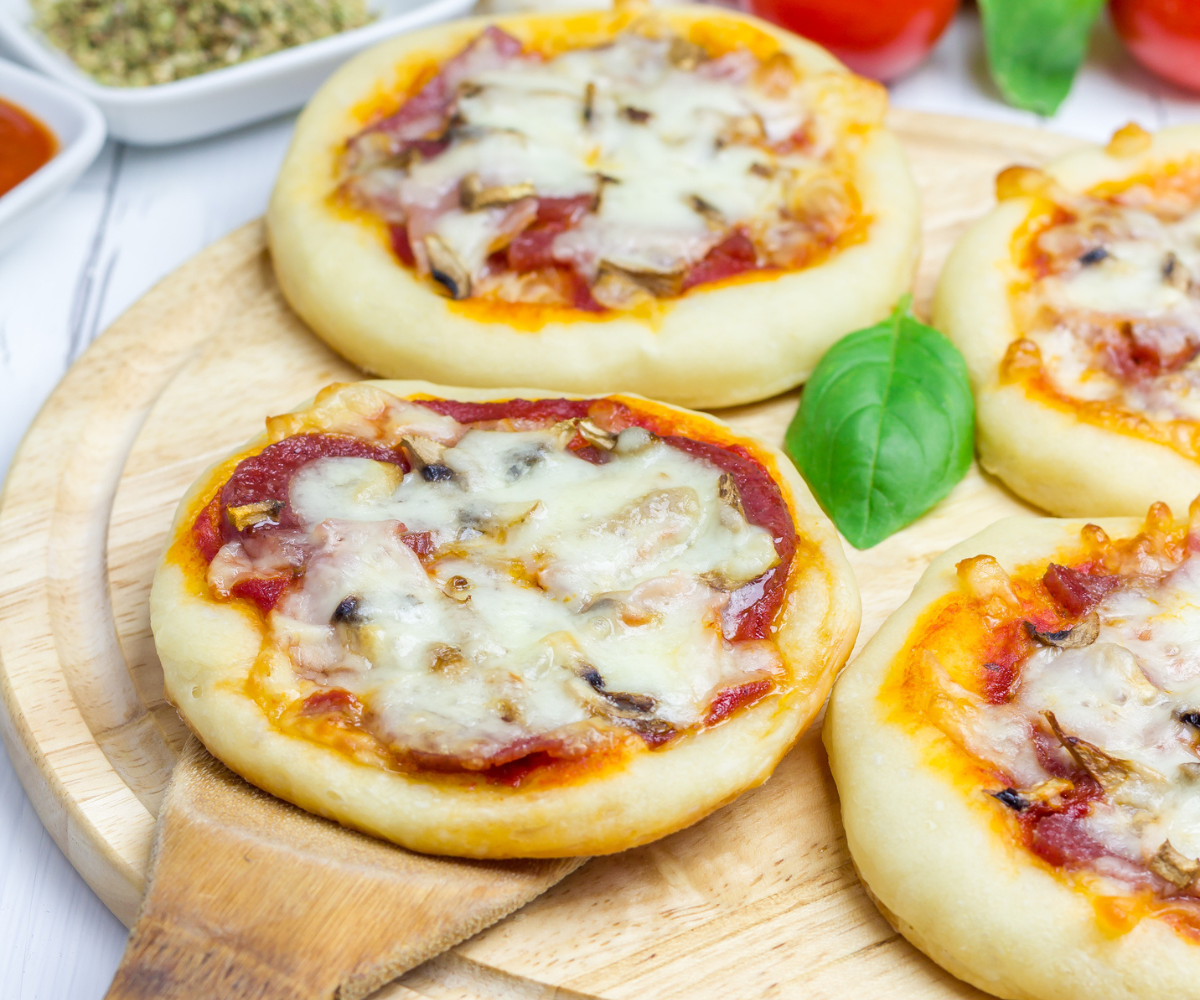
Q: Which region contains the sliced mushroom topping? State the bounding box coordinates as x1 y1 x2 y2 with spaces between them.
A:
603 690 658 714
400 435 448 480
461 500 544 538
428 643 467 675
620 106 652 124
443 575 472 602
714 472 748 535
689 194 724 228
1025 611 1100 649
1043 711 1157 795
718 473 745 518
332 595 363 625
667 35 705 71
459 173 537 212
1163 251 1191 291
424 234 471 299
595 261 684 300
227 499 285 531
590 267 653 310
549 417 617 452
577 418 617 451
1149 840 1200 889
620 716 677 746
1078 246 1109 266
578 665 605 691
573 663 657 716
582 80 595 124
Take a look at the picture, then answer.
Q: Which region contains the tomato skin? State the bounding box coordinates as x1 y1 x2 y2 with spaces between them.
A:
744 0 960 82
1111 0 1200 94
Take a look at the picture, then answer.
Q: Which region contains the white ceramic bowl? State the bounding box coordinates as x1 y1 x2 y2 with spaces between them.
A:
0 0 475 145
0 56 104 257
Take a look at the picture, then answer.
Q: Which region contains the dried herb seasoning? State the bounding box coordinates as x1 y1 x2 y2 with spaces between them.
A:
32 0 374 87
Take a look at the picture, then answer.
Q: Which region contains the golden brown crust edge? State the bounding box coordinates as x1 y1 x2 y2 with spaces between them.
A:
266 7 921 410
825 514 1200 1000
151 380 861 858
932 125 1200 518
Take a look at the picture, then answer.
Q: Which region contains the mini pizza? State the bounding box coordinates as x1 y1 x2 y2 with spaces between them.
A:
827 501 1200 1000
267 6 920 409
150 381 859 857
936 123 1200 518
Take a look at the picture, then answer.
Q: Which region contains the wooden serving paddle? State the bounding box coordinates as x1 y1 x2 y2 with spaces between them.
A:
103 738 583 1000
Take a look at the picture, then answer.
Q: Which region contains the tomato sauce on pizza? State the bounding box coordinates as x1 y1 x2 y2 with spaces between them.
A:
335 22 877 317
884 503 1200 938
179 387 799 789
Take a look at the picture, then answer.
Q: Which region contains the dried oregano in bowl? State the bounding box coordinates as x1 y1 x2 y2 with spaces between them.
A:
31 0 375 86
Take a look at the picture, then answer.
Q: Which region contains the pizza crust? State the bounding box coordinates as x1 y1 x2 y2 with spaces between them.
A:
267 7 920 410
825 515 1200 1000
933 125 1200 518
151 380 860 858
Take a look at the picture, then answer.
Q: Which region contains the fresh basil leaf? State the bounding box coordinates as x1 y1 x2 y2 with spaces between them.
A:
785 296 974 550
977 0 1105 116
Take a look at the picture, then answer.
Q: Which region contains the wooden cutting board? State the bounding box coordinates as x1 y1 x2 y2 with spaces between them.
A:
0 109 1080 999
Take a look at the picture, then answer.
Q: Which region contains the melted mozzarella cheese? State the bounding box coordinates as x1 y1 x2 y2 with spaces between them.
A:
962 558 1200 864
1043 207 1200 317
1017 642 1192 776
261 419 783 764
382 32 832 281
1024 200 1200 422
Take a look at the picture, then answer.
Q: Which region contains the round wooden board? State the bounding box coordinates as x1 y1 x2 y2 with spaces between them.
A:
0 110 1080 999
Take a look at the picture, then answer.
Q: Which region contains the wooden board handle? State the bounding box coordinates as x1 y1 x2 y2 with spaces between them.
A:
104 739 582 1000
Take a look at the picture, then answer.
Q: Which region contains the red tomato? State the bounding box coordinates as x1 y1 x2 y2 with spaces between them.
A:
1111 0 1200 94
744 0 960 82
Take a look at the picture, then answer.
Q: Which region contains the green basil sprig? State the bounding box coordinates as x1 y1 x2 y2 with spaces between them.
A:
978 0 1106 116
785 297 974 550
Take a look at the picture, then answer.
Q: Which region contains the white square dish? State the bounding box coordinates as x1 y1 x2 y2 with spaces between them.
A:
0 0 475 145
0 56 104 256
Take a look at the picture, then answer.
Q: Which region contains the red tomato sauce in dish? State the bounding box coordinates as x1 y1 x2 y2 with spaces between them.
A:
187 395 800 787
0 98 56 197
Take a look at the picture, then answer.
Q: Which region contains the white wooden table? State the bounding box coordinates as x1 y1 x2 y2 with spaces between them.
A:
1 8 1197 997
